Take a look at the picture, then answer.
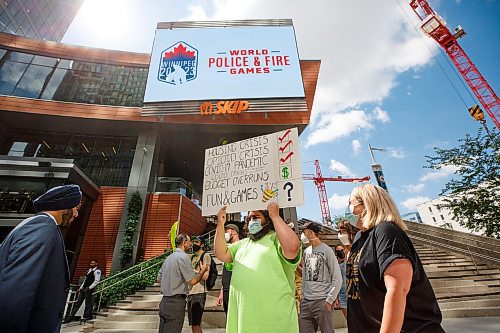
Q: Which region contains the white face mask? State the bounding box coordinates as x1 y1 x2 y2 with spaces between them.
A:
300 232 309 244
248 218 263 234
338 233 350 246
224 232 231 242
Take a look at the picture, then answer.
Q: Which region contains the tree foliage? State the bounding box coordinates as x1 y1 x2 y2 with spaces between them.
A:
120 191 143 268
425 127 499 238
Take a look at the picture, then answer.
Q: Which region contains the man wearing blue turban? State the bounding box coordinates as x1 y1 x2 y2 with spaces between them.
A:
0 184 82 333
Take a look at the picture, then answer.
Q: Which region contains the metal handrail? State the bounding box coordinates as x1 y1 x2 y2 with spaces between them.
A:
410 234 500 266
91 229 216 314
94 259 165 313
406 221 500 249
407 228 500 259
96 252 167 285
95 229 214 285
94 259 165 296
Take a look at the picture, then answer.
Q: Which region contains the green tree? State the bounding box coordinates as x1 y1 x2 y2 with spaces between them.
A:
425 127 499 238
120 191 143 268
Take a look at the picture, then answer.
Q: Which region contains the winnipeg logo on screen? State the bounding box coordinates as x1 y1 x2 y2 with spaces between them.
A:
158 42 198 85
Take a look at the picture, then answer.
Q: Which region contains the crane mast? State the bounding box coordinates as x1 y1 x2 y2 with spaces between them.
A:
409 0 500 128
303 160 370 226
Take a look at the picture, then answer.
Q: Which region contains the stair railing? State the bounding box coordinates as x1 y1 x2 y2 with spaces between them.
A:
93 250 171 314
90 228 217 315
200 228 217 251
410 234 500 268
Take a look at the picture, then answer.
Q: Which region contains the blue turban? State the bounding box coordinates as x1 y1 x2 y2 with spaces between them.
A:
33 185 82 212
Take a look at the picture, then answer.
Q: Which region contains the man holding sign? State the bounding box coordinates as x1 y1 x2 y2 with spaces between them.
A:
214 202 301 333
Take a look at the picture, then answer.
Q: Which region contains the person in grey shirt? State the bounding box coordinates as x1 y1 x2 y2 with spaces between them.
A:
157 234 208 333
300 222 342 333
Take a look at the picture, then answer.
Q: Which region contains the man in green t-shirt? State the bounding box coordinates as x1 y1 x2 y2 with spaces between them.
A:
214 202 302 333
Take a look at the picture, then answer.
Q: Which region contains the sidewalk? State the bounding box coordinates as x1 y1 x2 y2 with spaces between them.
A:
61 316 500 332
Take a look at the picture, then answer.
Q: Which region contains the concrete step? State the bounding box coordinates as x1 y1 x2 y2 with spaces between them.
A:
126 294 162 301
439 298 500 310
436 289 500 301
96 313 159 322
426 269 500 278
433 285 491 295
93 320 159 329
106 307 158 315
430 279 475 288
115 300 159 308
441 307 500 319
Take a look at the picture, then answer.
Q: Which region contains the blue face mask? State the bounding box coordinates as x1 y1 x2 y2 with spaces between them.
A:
344 206 360 228
248 218 263 234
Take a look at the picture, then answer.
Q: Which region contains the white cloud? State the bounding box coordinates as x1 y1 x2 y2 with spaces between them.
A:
328 193 350 211
402 183 425 193
389 148 406 159
352 139 362 155
373 107 390 123
420 165 458 182
329 159 355 177
305 110 373 146
401 196 431 211
189 0 435 146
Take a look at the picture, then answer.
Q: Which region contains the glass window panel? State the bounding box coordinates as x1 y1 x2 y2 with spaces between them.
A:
14 9 25 24
0 61 29 95
0 11 10 25
7 141 28 156
6 22 16 34
8 2 21 16
7 51 34 64
13 64 52 98
57 59 73 69
40 67 66 100
32 55 58 67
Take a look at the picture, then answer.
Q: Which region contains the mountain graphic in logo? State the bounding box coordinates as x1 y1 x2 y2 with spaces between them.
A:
158 42 198 85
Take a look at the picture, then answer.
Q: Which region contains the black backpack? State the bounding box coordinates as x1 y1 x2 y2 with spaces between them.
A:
193 252 218 291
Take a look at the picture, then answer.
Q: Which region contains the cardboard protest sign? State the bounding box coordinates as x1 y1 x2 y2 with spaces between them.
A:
202 127 304 216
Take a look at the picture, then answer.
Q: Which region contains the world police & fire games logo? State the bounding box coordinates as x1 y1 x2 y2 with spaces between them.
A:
158 42 198 85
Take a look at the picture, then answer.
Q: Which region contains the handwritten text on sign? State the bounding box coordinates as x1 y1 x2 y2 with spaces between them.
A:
202 128 304 216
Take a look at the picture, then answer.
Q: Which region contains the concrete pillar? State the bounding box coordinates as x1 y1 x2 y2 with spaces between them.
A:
282 207 299 235
110 129 158 272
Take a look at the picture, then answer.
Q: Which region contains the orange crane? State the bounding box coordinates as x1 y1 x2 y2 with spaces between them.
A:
303 160 370 227
409 0 499 128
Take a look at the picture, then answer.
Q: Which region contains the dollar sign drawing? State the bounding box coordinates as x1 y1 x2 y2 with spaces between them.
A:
282 167 290 179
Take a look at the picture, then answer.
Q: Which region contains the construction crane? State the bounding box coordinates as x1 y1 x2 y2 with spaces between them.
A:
303 160 370 227
409 0 500 128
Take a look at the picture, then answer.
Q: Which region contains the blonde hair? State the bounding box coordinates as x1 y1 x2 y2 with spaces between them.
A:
350 184 407 231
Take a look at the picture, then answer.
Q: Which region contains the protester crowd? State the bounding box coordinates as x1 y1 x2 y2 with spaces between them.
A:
0 183 445 333
158 183 445 333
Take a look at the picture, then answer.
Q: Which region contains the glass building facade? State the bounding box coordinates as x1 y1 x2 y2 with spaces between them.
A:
0 129 137 187
0 0 84 41
0 49 148 107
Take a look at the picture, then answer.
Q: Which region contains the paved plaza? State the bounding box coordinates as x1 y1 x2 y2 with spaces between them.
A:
61 316 500 333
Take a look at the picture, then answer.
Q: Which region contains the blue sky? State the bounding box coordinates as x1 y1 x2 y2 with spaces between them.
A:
63 0 500 222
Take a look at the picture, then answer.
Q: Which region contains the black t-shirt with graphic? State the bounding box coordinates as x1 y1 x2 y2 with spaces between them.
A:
346 221 444 333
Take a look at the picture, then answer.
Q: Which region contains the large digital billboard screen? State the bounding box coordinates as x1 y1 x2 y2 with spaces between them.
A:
144 26 305 103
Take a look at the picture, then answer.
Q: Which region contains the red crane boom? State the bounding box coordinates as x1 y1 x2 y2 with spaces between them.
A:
303 160 370 226
409 0 500 128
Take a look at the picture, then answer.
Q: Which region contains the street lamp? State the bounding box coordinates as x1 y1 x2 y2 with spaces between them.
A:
368 144 389 192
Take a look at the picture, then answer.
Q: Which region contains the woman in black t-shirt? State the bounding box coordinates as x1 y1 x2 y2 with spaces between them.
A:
344 184 444 333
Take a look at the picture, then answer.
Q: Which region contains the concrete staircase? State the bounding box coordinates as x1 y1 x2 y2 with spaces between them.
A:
413 242 500 318
83 259 226 332
82 226 500 332
318 226 500 319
